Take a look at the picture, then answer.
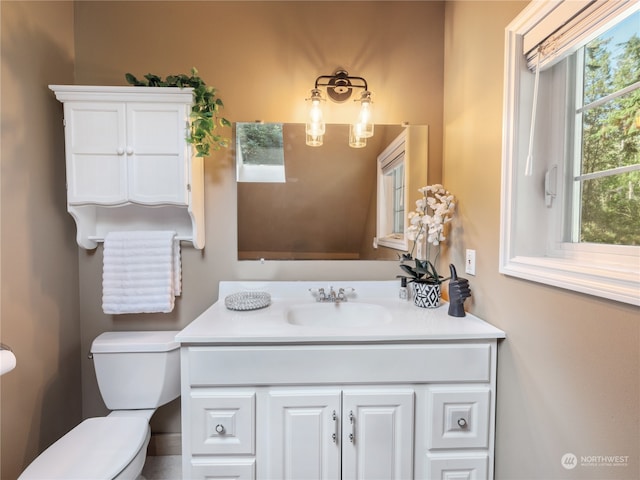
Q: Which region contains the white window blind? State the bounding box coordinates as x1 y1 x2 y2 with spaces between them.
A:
381 147 405 175
524 0 638 71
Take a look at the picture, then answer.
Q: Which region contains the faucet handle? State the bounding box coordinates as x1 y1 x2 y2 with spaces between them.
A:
336 287 356 301
309 288 327 301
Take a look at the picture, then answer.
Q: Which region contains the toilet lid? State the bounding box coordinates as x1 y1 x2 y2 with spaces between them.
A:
19 417 149 480
91 330 179 354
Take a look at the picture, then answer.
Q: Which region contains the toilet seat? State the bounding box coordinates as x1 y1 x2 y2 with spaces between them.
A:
18 416 150 480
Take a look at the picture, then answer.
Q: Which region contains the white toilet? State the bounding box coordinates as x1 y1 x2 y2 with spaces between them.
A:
19 331 180 480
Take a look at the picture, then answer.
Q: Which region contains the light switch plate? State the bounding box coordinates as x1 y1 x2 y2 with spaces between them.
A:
465 249 476 275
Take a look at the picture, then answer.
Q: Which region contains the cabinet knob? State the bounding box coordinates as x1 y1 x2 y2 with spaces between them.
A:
457 418 468 428
215 424 225 434
116 148 125 155
126 147 134 155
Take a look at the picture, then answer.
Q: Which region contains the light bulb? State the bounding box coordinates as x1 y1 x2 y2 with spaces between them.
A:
306 133 323 147
355 91 374 138
306 88 325 137
349 124 366 148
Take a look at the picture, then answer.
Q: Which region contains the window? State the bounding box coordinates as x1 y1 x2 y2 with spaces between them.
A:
501 1 640 305
572 15 640 246
236 123 286 183
377 129 408 251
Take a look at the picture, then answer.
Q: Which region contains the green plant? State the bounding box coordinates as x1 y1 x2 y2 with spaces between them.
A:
399 255 442 284
125 67 231 157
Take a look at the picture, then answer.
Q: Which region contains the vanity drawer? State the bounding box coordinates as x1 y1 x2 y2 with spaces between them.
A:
190 457 255 480
189 388 255 455
426 453 489 479
185 342 493 386
427 386 491 450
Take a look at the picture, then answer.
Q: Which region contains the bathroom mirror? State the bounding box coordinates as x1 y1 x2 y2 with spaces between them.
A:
237 123 427 260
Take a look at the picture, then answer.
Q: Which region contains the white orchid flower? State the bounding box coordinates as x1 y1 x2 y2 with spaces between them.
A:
404 185 456 268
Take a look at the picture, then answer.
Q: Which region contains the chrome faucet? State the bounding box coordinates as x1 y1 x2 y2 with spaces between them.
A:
310 286 352 303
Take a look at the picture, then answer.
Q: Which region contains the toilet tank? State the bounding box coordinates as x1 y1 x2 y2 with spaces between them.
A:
91 331 180 410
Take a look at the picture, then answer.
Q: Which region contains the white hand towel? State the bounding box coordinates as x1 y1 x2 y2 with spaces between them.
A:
102 231 181 314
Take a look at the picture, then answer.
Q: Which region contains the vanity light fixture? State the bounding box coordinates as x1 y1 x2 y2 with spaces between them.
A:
306 69 374 147
349 124 366 148
306 88 325 147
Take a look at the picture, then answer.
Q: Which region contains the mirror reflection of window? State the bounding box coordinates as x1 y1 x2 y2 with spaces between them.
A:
382 160 405 237
393 162 405 234
376 129 409 252
236 122 286 183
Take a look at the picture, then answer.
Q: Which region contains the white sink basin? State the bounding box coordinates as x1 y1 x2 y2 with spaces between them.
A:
286 303 393 328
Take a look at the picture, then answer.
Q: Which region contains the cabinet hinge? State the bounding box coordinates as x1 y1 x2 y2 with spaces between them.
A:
63 119 66 127
187 184 191 192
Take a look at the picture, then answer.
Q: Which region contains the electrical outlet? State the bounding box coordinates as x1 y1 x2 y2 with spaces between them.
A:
465 249 476 275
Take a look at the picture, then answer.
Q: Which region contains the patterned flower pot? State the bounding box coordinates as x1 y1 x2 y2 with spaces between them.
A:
412 282 441 308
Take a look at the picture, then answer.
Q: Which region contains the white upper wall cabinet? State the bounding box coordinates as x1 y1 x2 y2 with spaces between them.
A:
49 86 205 249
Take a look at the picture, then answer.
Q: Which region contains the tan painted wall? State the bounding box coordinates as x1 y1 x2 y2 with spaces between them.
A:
0 2 81 479
71 0 446 431
443 2 639 479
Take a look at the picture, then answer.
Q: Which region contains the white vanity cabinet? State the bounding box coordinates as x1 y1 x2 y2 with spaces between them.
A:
49 85 205 249
180 341 500 480
178 280 505 480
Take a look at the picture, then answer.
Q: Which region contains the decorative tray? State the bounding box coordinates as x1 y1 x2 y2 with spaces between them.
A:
224 291 271 311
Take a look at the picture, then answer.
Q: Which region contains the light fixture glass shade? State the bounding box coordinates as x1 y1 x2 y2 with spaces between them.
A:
349 124 366 148
355 91 374 138
306 88 326 138
306 133 323 147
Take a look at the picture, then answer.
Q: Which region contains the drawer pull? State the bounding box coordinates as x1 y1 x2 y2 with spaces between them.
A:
215 424 225 434
457 418 468 428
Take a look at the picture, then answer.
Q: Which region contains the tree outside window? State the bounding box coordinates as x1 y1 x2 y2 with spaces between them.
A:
577 12 640 246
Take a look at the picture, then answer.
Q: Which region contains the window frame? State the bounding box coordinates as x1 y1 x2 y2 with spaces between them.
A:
500 0 640 306
376 129 409 252
235 123 286 183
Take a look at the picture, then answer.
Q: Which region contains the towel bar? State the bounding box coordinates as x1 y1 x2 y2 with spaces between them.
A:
88 235 193 243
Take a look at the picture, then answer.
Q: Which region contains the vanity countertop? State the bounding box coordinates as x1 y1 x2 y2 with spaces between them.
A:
176 281 506 344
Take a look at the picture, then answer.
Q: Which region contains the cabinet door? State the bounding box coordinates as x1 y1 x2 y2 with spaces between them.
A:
342 388 415 480
64 102 127 205
264 388 341 480
126 103 189 205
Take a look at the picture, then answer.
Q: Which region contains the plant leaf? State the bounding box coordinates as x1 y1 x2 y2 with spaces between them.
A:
399 264 418 277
